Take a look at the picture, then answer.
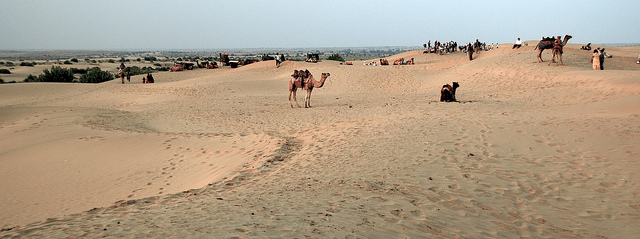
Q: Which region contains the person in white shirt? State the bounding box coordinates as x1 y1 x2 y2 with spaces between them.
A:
512 38 522 49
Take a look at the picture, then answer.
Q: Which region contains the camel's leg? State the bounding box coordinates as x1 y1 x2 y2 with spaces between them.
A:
289 90 294 108
559 53 564 66
292 90 300 108
538 50 543 63
305 89 312 108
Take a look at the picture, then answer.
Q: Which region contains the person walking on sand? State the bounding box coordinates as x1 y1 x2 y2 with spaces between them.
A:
467 43 474 61
592 50 601 70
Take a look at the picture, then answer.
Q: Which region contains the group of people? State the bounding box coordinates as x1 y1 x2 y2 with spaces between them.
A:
591 48 608 70
275 54 285 67
119 62 155 84
423 40 458 55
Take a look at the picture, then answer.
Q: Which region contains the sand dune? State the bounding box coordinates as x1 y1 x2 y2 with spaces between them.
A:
1 44 639 238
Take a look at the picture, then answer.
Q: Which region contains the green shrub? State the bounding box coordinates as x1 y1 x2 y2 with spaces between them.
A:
20 62 36 67
24 74 38 82
144 56 157 62
5 62 14 67
70 67 89 74
108 59 115 63
33 66 75 82
326 53 345 62
0 69 10 74
124 66 155 76
63 60 72 64
154 63 161 67
79 67 114 83
70 58 78 63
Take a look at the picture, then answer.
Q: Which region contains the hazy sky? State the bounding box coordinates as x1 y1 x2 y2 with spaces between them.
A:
1 0 638 50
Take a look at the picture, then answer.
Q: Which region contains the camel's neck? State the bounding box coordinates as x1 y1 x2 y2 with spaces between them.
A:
307 75 327 88
562 36 570 46
316 75 328 88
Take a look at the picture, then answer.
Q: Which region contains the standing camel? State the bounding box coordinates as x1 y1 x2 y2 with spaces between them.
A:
288 70 331 108
536 35 572 63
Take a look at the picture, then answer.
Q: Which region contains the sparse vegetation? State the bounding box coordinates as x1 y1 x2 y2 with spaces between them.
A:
326 53 345 62
79 67 114 83
20 62 36 67
24 66 75 82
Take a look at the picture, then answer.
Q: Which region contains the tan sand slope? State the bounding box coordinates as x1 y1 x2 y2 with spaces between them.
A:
1 44 639 238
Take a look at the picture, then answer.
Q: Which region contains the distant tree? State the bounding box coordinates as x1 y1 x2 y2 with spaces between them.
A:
79 67 114 83
326 53 345 62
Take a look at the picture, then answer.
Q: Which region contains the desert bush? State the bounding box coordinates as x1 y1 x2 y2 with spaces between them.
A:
5 62 14 67
20 62 36 67
154 63 161 67
71 58 78 63
0 69 10 74
70 67 89 74
326 53 345 62
91 60 97 63
79 67 114 83
27 66 75 82
125 66 154 76
63 60 72 64
144 56 157 62
108 59 115 63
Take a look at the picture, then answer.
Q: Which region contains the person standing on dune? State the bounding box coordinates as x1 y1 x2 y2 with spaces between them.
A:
468 43 474 61
592 50 601 70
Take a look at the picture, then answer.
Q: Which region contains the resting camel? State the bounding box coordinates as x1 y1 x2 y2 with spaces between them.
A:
440 82 459 102
536 35 572 63
288 70 331 108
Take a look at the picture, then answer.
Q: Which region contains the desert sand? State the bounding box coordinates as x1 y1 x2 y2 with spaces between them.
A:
1 43 639 238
